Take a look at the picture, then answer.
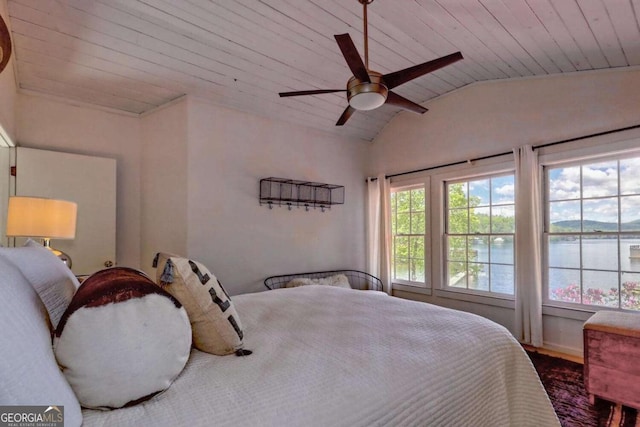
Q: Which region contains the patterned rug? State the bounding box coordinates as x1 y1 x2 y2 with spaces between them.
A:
527 350 639 427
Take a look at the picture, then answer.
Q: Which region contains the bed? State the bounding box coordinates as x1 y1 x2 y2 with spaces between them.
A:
0 248 560 427
264 269 383 291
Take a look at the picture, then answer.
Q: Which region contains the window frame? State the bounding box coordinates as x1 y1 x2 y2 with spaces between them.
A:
443 172 516 298
431 159 516 308
389 176 431 294
380 128 640 320
542 149 640 312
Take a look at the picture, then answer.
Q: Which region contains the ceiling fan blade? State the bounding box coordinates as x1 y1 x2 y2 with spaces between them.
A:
334 34 370 83
385 91 428 114
383 52 463 90
279 89 346 97
336 105 356 126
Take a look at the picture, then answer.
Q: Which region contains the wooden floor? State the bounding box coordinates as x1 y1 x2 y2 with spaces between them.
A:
523 344 584 364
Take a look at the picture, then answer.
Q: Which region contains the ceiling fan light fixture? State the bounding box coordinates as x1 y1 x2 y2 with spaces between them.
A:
347 72 388 111
349 91 386 111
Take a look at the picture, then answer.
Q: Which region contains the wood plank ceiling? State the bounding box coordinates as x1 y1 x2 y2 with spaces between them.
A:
6 0 640 141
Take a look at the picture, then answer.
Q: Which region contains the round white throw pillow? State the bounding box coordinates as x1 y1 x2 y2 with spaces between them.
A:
54 267 192 409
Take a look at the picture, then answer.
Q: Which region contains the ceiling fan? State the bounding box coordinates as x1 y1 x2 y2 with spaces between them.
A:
278 0 463 126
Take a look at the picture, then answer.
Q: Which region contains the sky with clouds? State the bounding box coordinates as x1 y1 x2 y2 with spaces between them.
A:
467 175 514 204
456 158 640 228
548 157 640 225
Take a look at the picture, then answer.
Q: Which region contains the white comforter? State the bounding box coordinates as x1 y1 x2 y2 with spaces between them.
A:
82 286 560 427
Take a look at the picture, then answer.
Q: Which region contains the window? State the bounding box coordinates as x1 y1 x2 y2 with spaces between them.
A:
390 184 427 287
545 156 640 311
444 174 515 296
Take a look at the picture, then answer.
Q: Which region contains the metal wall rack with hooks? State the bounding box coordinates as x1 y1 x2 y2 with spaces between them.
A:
259 177 345 212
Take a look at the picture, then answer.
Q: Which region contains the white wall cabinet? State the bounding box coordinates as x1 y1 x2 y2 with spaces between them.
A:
13 147 116 275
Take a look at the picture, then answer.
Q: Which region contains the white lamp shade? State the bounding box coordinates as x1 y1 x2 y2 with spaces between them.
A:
6 196 77 239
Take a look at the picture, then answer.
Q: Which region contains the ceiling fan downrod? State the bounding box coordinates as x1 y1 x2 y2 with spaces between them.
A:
359 0 374 70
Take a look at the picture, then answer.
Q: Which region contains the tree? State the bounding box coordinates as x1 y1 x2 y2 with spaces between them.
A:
392 182 512 285
391 188 425 282
447 183 482 281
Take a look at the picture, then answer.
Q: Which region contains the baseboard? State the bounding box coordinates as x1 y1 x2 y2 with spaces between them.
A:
523 343 584 364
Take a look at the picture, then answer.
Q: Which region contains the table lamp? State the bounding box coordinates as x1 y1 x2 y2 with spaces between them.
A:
6 196 78 267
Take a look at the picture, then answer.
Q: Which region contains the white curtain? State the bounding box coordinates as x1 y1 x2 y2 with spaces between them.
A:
366 174 392 294
513 145 543 347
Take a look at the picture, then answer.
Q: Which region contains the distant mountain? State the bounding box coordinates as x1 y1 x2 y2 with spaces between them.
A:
551 219 640 232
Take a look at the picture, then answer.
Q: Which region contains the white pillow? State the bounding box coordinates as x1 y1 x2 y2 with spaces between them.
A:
286 274 351 289
154 253 245 356
54 267 192 409
0 242 80 329
0 254 83 426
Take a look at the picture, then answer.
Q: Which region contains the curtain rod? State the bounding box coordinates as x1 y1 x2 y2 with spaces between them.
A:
368 122 640 182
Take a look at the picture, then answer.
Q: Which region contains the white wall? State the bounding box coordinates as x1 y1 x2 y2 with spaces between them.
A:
15 94 142 269
370 68 640 356
371 68 640 175
185 98 370 295
14 92 370 295
140 98 189 275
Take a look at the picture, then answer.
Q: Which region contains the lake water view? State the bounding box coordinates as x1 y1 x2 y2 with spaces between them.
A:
462 238 640 297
